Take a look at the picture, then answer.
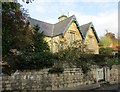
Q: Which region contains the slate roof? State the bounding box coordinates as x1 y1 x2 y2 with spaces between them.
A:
28 15 99 42
28 17 53 36
80 22 100 42
53 15 74 36
80 22 92 37
28 15 83 38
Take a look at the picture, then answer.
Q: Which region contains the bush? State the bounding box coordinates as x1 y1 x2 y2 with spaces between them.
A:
99 47 113 55
48 67 64 74
54 51 117 73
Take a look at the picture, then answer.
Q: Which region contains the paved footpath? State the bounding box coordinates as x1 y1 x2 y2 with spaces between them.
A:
57 83 100 90
57 82 119 91
94 83 119 90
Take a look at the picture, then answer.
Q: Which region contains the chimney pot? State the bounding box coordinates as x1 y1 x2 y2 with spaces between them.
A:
58 14 67 21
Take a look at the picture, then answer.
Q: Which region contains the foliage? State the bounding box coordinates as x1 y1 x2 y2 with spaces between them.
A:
54 39 117 73
104 57 115 69
2 3 53 74
2 2 33 57
99 32 119 47
2 3 118 75
118 49 120 57
5 25 53 72
74 54 116 71
99 36 111 47
22 0 34 4
2 2 33 74
54 40 95 73
48 66 64 74
55 40 87 61
12 52 53 70
32 25 50 52
99 47 113 55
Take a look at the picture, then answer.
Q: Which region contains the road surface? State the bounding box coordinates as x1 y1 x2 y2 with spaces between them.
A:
92 83 119 90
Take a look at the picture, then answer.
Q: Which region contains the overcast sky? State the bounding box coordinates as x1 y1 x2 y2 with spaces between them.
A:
19 0 119 38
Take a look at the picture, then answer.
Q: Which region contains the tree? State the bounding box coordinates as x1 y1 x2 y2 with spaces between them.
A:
18 24 53 70
99 36 111 47
2 2 33 58
22 0 34 4
99 32 119 48
32 24 50 52
53 40 94 73
99 47 113 55
2 3 53 74
2 2 34 74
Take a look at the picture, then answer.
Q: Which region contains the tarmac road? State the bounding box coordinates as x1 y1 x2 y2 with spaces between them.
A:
93 83 119 90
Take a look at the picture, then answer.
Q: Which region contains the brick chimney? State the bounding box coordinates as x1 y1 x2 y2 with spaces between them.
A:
58 14 67 21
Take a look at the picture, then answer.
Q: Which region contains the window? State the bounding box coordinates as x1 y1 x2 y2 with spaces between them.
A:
69 31 75 44
88 35 94 49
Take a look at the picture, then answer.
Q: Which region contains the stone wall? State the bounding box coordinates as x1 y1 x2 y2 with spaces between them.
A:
2 65 119 91
2 68 96 91
108 65 119 84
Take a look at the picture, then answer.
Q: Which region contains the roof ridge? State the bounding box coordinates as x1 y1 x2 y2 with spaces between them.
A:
80 22 92 26
28 17 53 25
54 15 74 25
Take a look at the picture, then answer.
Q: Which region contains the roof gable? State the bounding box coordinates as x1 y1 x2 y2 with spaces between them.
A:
53 15 74 36
28 15 84 39
80 22 100 43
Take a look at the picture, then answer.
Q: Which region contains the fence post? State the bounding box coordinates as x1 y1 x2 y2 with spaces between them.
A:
104 67 110 83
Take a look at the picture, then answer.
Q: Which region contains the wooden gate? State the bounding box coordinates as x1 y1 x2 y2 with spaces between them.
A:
96 68 104 82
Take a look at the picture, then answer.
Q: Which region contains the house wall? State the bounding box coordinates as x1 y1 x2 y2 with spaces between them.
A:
44 24 99 54
44 37 52 51
84 28 99 54
64 22 83 46
44 36 60 53
44 22 83 53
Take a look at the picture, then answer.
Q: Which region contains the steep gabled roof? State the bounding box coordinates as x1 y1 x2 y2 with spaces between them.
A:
53 15 74 36
80 22 100 43
28 15 84 38
80 22 91 37
28 17 53 36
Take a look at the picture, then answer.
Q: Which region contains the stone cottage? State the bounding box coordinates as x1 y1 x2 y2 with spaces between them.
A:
28 15 100 54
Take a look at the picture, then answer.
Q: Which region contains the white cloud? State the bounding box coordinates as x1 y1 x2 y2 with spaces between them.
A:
35 10 118 38
19 0 119 3
69 10 118 37
75 0 119 2
45 19 58 24
36 0 119 3
34 0 119 3
19 0 118 38
33 6 46 13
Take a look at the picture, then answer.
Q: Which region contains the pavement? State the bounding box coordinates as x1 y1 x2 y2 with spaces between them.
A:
94 82 119 90
57 81 119 90
57 83 100 90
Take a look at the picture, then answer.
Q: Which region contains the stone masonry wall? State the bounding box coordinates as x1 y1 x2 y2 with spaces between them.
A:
2 68 96 91
109 65 119 84
2 65 119 91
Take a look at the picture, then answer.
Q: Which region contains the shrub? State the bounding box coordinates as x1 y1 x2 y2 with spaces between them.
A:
99 47 113 55
48 67 64 74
